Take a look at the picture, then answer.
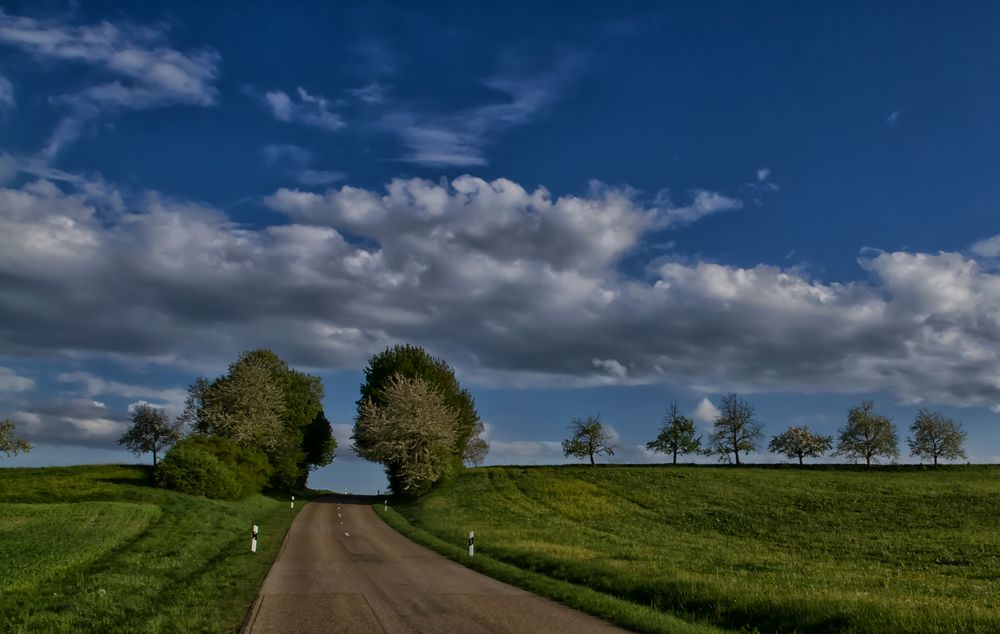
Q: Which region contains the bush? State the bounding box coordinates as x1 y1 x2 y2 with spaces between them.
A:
156 435 272 499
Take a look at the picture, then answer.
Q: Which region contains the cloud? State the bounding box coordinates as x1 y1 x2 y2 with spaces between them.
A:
3 398 127 446
382 53 584 166
0 10 220 157
55 371 186 412
694 398 720 424
0 75 13 110
971 234 1000 259
886 110 900 127
0 367 33 392
262 87 345 131
3 174 1000 415
757 168 771 182
296 170 347 186
349 81 387 105
261 144 313 166
658 190 743 226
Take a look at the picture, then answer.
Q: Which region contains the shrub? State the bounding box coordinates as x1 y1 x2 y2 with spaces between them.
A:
156 435 271 499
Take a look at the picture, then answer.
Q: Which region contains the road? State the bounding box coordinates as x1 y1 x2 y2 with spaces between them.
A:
243 495 629 633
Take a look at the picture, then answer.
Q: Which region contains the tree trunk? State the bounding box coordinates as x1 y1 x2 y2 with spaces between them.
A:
672 450 678 465
153 447 158 467
589 453 595 465
933 455 938 467
865 455 871 468
734 450 741 466
798 455 803 466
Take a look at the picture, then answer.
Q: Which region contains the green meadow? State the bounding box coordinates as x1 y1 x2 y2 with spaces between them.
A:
0 464 301 633
383 464 1000 633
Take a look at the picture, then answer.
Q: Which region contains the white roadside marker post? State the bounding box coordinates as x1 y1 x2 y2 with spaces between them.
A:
251 524 258 553
468 531 475 558
290 495 295 509
384 499 388 512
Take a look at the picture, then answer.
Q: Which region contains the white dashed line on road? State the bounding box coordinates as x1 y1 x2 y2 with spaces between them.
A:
344 532 350 537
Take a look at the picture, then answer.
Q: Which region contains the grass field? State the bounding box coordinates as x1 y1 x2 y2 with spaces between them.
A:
0 464 302 633
384 464 1000 633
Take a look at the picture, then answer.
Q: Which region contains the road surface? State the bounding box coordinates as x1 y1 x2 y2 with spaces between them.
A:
243 495 629 633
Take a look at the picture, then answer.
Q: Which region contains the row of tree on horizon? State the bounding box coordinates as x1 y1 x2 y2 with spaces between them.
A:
563 394 967 467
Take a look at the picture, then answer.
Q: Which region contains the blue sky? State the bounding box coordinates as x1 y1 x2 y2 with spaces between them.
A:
2 2 1000 492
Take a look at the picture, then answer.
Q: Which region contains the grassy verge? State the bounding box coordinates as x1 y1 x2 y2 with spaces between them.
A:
0 464 304 633
377 503 723 633
384 464 1000 633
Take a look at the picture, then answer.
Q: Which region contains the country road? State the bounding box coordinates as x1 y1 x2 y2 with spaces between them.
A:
242 495 629 633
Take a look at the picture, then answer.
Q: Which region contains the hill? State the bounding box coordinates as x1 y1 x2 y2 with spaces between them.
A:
0 464 301 632
382 464 1000 633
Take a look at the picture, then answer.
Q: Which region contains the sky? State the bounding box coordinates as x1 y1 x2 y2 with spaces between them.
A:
2 1 1000 492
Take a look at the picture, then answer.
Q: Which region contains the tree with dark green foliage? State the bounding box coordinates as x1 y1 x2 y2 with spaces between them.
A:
646 401 703 464
156 435 272 499
354 344 486 493
908 409 966 466
562 415 616 465
768 426 832 465
117 403 183 466
0 418 31 457
183 348 336 490
835 401 899 467
709 393 764 465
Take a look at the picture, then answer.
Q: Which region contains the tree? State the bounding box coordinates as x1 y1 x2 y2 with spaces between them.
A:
195 353 286 451
186 349 337 489
462 419 489 467
0 418 31 457
768 426 832 465
356 344 484 487
353 374 458 495
908 409 966 466
709 393 764 465
646 401 703 464
835 401 899 467
117 404 183 466
562 415 616 465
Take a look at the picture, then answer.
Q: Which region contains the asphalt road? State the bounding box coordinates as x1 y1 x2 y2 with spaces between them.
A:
242 495 628 633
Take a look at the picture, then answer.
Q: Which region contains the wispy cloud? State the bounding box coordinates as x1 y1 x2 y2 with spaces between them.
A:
0 10 220 158
0 367 33 393
261 87 346 131
0 76 14 110
296 170 346 186
348 81 388 105
259 143 346 186
886 109 900 127
383 52 585 167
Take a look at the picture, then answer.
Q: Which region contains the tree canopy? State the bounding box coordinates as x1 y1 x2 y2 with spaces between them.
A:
646 401 703 464
354 344 486 492
562 415 616 465
709 393 764 465
353 373 458 495
908 409 966 466
183 348 336 490
118 403 183 466
835 401 899 467
0 418 31 458
768 426 832 465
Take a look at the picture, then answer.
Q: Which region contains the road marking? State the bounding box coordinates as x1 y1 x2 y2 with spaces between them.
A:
344 532 350 537
338 513 341 518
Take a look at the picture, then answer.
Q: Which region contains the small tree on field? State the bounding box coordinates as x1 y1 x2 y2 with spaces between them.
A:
462 419 489 467
646 401 703 464
768 426 832 465
835 401 899 467
709 393 764 465
0 418 31 457
353 374 458 495
562 415 616 465
908 409 966 466
118 404 183 466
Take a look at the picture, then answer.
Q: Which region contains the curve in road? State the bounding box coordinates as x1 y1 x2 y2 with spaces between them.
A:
243 495 629 633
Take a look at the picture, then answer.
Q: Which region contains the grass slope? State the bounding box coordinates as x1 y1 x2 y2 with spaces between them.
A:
386 464 1000 633
0 464 301 633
